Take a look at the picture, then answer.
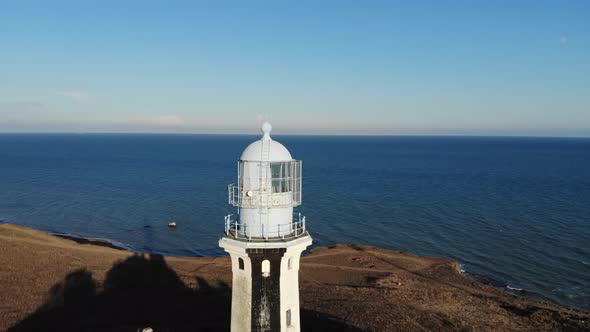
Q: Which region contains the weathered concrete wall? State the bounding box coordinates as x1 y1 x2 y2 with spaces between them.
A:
279 241 308 331
220 235 312 332
219 244 252 332
247 248 285 331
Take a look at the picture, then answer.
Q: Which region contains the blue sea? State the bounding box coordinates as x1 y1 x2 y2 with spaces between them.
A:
0 134 589 310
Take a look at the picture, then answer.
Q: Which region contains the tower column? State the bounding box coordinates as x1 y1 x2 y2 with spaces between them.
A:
223 245 253 332
220 236 312 332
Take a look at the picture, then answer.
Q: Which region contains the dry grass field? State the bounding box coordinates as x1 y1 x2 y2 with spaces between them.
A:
1 223 588 331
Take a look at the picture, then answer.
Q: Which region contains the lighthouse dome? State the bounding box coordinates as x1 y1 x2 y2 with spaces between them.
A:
240 122 293 162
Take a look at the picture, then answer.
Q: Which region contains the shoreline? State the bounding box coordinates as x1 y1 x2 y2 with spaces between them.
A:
50 233 129 251
1 223 589 331
32 225 561 308
0 222 572 310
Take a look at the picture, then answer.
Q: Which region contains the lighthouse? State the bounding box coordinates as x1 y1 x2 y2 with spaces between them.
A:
219 122 312 332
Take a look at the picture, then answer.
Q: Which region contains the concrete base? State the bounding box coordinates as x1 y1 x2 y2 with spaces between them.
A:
219 235 312 332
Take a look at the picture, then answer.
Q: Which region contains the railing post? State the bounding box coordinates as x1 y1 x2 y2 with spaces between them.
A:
234 221 237 239
264 223 268 240
303 216 306 233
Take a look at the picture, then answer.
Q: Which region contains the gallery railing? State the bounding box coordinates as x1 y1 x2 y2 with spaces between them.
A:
224 212 307 241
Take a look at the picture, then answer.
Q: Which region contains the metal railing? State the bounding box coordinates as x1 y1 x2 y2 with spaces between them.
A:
228 183 244 206
228 183 300 208
224 212 307 241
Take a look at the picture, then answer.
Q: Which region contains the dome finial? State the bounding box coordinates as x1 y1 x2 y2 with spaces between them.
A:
261 121 272 140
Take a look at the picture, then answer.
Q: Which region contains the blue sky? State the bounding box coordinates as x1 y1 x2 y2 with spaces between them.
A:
0 0 588 135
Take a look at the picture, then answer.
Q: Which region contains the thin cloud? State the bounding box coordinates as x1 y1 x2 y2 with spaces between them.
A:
57 91 90 102
0 101 44 126
105 115 186 132
560 36 568 44
144 115 184 127
0 101 44 112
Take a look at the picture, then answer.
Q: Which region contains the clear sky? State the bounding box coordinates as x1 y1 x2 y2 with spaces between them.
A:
0 0 588 136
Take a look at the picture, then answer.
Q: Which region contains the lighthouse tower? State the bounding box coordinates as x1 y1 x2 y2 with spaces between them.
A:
219 122 312 332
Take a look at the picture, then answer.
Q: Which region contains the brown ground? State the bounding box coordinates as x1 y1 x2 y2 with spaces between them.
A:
0 223 588 331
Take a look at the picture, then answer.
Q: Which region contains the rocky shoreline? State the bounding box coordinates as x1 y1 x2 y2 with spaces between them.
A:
0 223 588 331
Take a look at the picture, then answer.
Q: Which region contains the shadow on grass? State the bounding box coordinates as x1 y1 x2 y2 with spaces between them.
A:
9 253 362 331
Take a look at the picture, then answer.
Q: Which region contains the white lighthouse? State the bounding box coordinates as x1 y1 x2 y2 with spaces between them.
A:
219 122 312 332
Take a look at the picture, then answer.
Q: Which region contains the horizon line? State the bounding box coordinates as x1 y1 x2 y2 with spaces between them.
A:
0 131 589 139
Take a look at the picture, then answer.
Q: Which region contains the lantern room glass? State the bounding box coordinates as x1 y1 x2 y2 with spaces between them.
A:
233 160 302 207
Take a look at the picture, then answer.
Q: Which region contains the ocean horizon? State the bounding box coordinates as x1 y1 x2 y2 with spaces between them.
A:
0 133 588 310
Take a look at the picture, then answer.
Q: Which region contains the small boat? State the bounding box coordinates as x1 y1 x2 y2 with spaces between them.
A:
168 221 177 228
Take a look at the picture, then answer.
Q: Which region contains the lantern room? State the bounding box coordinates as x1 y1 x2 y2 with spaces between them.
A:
226 122 306 240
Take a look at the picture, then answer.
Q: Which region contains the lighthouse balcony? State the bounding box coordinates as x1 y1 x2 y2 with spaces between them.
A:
224 213 307 241
228 183 302 208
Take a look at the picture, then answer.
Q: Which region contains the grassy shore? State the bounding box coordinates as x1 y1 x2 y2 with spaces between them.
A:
0 223 588 331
